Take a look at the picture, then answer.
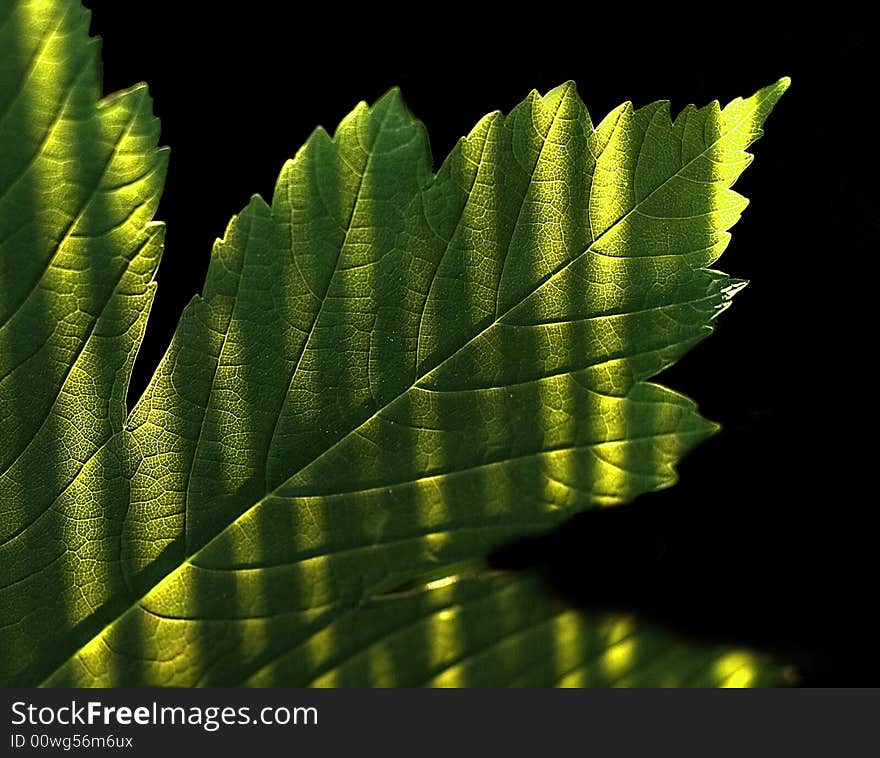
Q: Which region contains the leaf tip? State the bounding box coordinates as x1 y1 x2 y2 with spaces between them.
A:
751 76 791 112
376 85 411 115
543 79 578 102
246 192 271 214
723 278 749 299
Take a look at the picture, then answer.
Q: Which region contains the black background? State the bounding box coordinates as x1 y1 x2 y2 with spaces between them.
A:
81 4 873 686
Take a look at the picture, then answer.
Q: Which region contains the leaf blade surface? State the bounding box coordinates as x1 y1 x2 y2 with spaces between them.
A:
0 0 789 687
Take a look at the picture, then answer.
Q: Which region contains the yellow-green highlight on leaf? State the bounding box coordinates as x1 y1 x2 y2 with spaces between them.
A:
0 0 789 687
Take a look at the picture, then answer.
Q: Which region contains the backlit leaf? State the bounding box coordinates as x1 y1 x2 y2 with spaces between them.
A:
0 0 788 687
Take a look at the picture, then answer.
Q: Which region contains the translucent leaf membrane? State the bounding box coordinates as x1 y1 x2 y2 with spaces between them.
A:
0 0 788 687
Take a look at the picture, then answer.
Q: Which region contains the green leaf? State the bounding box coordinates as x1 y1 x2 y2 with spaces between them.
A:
0 0 789 687
0 0 166 684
